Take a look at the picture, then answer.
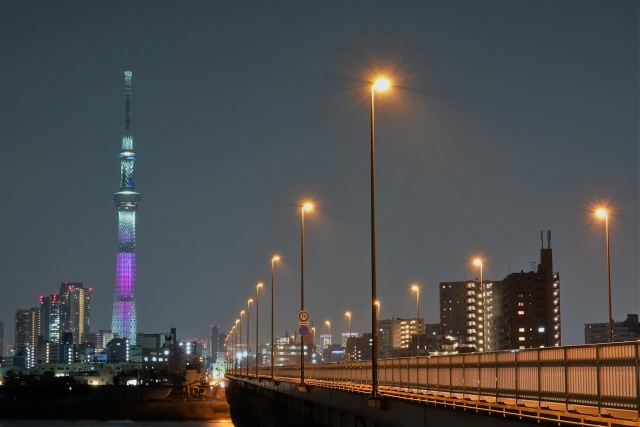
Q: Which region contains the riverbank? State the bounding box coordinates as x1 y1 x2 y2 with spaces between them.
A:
0 385 230 421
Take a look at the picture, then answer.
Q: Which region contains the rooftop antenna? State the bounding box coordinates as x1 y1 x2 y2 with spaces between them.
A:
547 230 551 249
530 261 536 271
540 231 544 249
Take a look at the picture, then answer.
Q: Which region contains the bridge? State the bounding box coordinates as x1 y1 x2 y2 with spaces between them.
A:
226 341 640 427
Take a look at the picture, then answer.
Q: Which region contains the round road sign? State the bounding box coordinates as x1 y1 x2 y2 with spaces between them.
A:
299 325 310 336
298 310 310 322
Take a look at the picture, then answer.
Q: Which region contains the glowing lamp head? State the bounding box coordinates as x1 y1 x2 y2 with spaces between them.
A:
345 311 351 318
302 202 314 212
325 320 330 326
272 255 280 261
411 284 419 292
596 208 608 219
373 78 391 92
247 299 253 304
473 258 483 267
257 282 263 288
374 300 381 307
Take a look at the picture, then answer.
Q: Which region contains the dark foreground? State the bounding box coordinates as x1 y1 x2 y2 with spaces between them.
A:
0 384 230 421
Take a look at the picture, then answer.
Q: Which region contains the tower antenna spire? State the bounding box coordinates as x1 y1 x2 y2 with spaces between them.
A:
124 71 132 136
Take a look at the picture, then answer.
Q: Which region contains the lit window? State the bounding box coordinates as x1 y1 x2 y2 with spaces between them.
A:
538 327 545 333
518 328 525 333
518 311 525 315
519 337 525 341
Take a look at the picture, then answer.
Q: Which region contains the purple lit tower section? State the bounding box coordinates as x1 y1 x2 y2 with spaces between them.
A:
112 71 141 345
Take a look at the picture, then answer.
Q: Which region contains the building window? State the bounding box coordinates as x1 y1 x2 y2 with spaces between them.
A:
519 337 525 341
518 311 525 315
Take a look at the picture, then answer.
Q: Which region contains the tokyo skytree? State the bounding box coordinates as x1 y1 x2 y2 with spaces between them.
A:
112 71 141 345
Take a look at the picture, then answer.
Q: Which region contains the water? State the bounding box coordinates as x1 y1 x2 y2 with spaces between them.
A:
0 422 234 427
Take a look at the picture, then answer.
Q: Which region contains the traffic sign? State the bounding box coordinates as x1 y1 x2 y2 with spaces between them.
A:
299 325 310 336
299 321 309 326
298 310 310 322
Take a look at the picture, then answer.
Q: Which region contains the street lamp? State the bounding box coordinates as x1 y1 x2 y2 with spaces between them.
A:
473 258 485 351
246 300 253 376
300 202 314 388
411 285 420 354
256 282 263 377
370 76 390 399
234 320 239 374
596 208 613 343
239 311 245 372
345 311 352 360
270 255 280 379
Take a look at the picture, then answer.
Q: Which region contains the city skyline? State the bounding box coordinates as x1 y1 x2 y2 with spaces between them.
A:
0 2 637 347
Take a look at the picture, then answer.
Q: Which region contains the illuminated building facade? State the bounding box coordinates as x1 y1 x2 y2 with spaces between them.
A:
440 232 561 352
59 282 91 345
210 324 220 362
0 317 3 357
379 318 424 358
495 233 560 350
82 330 115 353
584 314 640 343
440 280 494 352
40 294 62 343
14 307 41 358
112 70 141 345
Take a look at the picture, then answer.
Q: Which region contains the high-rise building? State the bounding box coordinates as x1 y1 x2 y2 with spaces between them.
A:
210 324 220 362
112 70 141 345
440 280 495 352
58 282 91 345
40 293 62 343
584 314 640 343
495 234 560 350
439 232 561 352
318 333 331 358
14 307 41 354
82 330 115 353
379 318 423 358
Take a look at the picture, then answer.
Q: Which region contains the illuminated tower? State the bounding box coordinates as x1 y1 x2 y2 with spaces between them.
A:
112 70 141 345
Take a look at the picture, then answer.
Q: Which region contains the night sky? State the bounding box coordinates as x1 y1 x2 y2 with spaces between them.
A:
1 1 637 348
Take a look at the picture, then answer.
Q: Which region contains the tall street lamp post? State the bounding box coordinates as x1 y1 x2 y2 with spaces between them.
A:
370 77 390 399
300 202 313 388
374 300 381 336
238 310 244 374
411 285 420 354
345 311 352 360
246 300 253 376
270 255 280 379
473 258 485 351
234 320 239 374
596 208 613 342
256 282 263 377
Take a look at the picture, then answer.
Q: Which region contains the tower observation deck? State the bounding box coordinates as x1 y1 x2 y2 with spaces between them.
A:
112 71 140 345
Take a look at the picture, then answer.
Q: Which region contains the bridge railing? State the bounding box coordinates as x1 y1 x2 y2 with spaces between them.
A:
255 341 640 411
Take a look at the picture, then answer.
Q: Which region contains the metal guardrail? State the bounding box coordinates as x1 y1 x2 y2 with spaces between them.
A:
254 341 640 413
